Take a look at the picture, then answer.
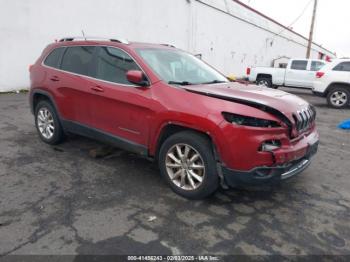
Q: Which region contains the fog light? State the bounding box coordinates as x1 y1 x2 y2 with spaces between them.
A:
255 169 273 178
260 140 281 151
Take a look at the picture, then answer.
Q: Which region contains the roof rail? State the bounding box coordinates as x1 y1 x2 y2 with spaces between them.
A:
161 43 176 48
58 36 129 44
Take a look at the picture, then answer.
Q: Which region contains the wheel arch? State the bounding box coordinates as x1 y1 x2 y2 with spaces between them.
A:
325 82 350 96
256 74 273 86
256 74 272 81
30 89 59 116
151 123 221 163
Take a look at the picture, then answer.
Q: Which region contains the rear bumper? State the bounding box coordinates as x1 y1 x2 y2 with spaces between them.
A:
222 139 319 187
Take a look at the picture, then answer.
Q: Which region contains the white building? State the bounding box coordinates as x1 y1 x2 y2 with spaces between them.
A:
0 0 335 92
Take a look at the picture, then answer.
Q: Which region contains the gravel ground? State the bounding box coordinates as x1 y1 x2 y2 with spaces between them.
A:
0 88 349 260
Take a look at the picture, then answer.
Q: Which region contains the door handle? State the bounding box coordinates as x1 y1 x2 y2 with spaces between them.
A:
50 76 60 82
91 85 104 92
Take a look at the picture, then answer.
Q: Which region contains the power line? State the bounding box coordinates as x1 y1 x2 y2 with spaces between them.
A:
287 0 313 29
272 0 313 39
253 0 314 59
195 0 332 54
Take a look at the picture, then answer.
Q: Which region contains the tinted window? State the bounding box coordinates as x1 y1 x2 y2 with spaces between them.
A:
44 47 65 68
291 60 308 70
61 46 95 76
333 62 350 72
311 61 325 71
95 47 140 84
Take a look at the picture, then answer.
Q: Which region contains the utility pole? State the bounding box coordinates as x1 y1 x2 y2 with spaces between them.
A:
306 0 318 58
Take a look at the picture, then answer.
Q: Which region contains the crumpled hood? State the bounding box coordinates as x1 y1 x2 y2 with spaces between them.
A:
185 82 310 122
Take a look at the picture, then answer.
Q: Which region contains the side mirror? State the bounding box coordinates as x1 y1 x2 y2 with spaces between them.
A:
126 70 149 86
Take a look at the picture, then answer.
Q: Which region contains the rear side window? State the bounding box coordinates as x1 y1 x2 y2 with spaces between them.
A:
291 60 308 70
61 46 95 76
44 47 65 68
311 61 325 71
333 62 350 72
95 47 140 85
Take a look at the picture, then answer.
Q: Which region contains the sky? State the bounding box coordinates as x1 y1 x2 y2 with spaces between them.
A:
239 0 350 57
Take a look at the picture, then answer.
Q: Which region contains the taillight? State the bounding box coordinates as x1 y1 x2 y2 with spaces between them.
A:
246 67 251 75
29 64 33 72
316 72 325 78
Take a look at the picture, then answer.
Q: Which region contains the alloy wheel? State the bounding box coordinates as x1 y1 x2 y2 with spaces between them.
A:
37 107 55 139
165 143 205 191
330 91 348 107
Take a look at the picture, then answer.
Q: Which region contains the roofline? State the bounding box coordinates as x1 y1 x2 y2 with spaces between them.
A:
59 36 129 44
232 0 335 56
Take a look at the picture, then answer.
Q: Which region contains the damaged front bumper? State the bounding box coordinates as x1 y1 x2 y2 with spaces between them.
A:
222 138 319 187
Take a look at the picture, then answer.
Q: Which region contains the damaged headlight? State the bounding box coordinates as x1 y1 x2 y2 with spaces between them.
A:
222 112 280 128
260 140 282 151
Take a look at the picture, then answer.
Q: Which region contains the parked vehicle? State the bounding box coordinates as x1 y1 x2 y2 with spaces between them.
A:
313 59 350 108
247 59 326 89
29 37 319 199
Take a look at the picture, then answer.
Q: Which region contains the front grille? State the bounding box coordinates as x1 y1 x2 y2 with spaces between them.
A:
292 106 316 132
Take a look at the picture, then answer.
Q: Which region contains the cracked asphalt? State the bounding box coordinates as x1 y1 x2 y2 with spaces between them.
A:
0 88 350 259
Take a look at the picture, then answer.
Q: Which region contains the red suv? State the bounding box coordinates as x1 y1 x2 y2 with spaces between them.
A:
29 37 319 199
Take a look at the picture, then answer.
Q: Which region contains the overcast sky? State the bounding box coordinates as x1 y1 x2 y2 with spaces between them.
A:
240 0 350 57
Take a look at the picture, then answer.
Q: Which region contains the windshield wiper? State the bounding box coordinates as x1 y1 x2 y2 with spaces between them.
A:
168 81 193 86
201 80 228 85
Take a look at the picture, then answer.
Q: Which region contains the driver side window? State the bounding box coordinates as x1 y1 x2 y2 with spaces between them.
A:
95 47 141 85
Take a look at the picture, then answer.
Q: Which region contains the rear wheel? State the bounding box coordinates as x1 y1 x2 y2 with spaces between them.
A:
35 100 65 145
327 87 349 109
158 131 219 199
257 77 273 88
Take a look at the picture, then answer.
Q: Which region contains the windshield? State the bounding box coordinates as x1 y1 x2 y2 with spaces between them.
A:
136 48 228 85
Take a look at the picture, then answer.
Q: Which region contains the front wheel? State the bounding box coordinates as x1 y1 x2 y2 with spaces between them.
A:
158 131 219 199
327 87 349 109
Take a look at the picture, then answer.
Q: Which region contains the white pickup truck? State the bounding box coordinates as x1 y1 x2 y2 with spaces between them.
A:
247 59 326 89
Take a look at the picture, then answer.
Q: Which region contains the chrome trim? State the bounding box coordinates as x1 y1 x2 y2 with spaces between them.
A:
281 159 310 180
302 110 308 129
294 105 315 133
41 45 151 88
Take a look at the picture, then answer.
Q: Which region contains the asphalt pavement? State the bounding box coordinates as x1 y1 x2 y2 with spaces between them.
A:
0 88 349 259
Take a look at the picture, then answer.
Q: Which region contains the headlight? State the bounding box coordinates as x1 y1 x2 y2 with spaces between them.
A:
260 140 281 151
222 112 280 128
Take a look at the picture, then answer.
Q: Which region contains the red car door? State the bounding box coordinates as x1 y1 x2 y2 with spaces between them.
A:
88 46 154 148
54 46 96 126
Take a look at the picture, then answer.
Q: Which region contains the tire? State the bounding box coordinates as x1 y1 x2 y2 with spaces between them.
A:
35 100 65 145
327 87 350 109
257 77 273 88
158 131 219 200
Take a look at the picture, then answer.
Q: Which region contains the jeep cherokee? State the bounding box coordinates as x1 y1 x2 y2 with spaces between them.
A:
29 37 319 199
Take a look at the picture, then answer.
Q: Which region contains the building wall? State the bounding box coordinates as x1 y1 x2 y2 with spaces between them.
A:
0 0 335 91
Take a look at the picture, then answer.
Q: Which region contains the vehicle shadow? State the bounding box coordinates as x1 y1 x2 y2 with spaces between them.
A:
62 134 297 206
